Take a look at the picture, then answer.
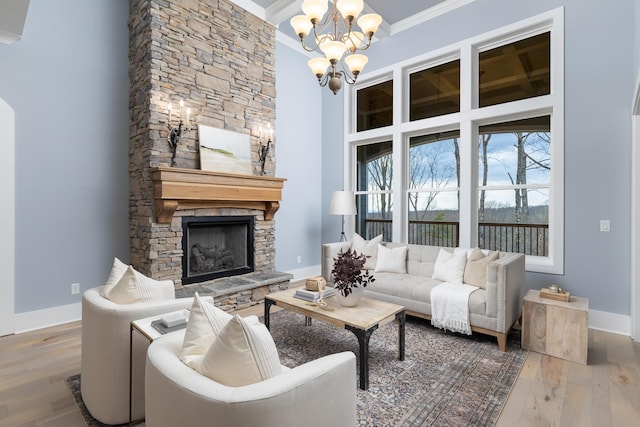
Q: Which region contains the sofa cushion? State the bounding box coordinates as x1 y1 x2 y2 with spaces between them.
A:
351 233 382 270
431 249 466 284
180 292 232 367
105 266 172 304
375 244 408 273
463 248 500 289
367 273 487 316
198 314 282 386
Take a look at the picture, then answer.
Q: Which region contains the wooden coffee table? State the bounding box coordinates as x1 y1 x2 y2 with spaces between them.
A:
264 288 405 390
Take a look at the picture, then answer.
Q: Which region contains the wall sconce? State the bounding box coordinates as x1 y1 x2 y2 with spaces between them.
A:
167 99 190 165
258 123 273 175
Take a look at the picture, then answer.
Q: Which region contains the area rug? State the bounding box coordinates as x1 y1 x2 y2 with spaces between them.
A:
67 311 526 426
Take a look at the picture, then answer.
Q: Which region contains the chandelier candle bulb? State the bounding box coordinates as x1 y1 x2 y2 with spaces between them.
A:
337 0 364 20
309 57 331 76
345 53 368 74
357 13 382 37
291 15 312 38
320 40 347 61
302 0 328 23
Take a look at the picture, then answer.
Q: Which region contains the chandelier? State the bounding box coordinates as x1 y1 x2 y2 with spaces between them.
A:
290 0 382 94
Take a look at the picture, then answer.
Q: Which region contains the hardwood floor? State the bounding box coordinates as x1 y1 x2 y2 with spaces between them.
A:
1 311 639 426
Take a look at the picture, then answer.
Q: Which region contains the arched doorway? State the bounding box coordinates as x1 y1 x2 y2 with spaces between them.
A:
0 98 15 337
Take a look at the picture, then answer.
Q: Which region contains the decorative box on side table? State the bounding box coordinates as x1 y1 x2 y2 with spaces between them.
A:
521 289 589 365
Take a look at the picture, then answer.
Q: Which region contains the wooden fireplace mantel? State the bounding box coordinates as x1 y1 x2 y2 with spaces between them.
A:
150 167 286 223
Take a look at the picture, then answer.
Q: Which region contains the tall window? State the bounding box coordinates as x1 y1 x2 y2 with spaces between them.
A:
408 131 460 245
347 10 563 273
478 117 551 255
356 141 393 241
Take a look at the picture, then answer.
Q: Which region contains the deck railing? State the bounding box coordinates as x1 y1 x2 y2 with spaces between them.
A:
360 219 549 256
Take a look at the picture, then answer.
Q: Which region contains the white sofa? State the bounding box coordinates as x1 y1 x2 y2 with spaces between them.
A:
322 241 526 351
144 332 357 427
80 286 197 425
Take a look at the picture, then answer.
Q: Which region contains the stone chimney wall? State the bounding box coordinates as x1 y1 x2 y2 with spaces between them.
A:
128 0 276 284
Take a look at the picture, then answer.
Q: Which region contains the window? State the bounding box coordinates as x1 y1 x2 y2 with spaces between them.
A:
408 131 460 245
478 117 550 255
479 32 550 108
347 10 563 273
355 141 393 241
410 60 460 120
356 80 393 132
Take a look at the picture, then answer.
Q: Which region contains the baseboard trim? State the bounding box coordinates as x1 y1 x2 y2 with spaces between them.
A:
14 302 82 334
11 292 632 338
589 309 631 336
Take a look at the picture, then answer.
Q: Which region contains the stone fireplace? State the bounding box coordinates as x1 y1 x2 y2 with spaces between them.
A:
127 0 292 309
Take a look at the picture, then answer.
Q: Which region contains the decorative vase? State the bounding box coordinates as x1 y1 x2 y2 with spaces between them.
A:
336 285 364 307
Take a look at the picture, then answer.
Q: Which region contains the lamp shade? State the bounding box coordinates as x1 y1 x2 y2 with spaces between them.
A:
357 13 382 36
336 0 364 20
319 40 347 62
302 0 328 22
329 191 356 215
345 53 368 74
308 57 331 76
290 15 312 38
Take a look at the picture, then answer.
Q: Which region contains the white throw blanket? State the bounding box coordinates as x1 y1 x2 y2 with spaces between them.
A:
430 282 479 335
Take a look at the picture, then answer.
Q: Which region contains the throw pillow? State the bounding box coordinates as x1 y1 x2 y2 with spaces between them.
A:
104 265 170 304
198 314 282 387
463 247 500 289
102 257 128 296
180 292 232 367
351 233 383 270
374 244 408 274
431 249 467 284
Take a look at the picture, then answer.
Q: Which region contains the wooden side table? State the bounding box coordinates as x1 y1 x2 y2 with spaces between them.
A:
521 289 589 364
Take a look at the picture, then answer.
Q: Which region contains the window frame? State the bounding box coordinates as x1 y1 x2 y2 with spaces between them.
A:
344 8 564 274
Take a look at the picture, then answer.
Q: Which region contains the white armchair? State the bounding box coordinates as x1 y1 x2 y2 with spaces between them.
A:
80 285 196 425
145 332 357 427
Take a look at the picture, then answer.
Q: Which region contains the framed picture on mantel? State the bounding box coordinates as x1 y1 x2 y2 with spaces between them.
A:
198 124 252 175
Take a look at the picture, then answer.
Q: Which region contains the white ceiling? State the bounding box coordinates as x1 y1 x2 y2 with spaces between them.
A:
0 0 30 44
247 0 473 43
0 0 474 45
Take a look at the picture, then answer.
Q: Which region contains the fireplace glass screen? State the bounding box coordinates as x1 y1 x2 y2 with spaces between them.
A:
182 216 254 284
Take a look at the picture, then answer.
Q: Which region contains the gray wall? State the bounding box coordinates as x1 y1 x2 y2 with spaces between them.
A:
322 0 635 315
635 0 640 75
0 0 130 313
273 41 324 272
320 88 347 244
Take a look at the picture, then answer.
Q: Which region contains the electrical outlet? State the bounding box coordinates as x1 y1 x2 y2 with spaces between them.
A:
297 255 302 264
600 220 610 232
71 283 80 294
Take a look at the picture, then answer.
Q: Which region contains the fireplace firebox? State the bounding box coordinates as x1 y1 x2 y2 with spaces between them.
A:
182 216 254 285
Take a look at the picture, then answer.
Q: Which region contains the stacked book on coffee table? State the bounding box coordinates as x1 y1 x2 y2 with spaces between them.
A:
294 287 337 302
